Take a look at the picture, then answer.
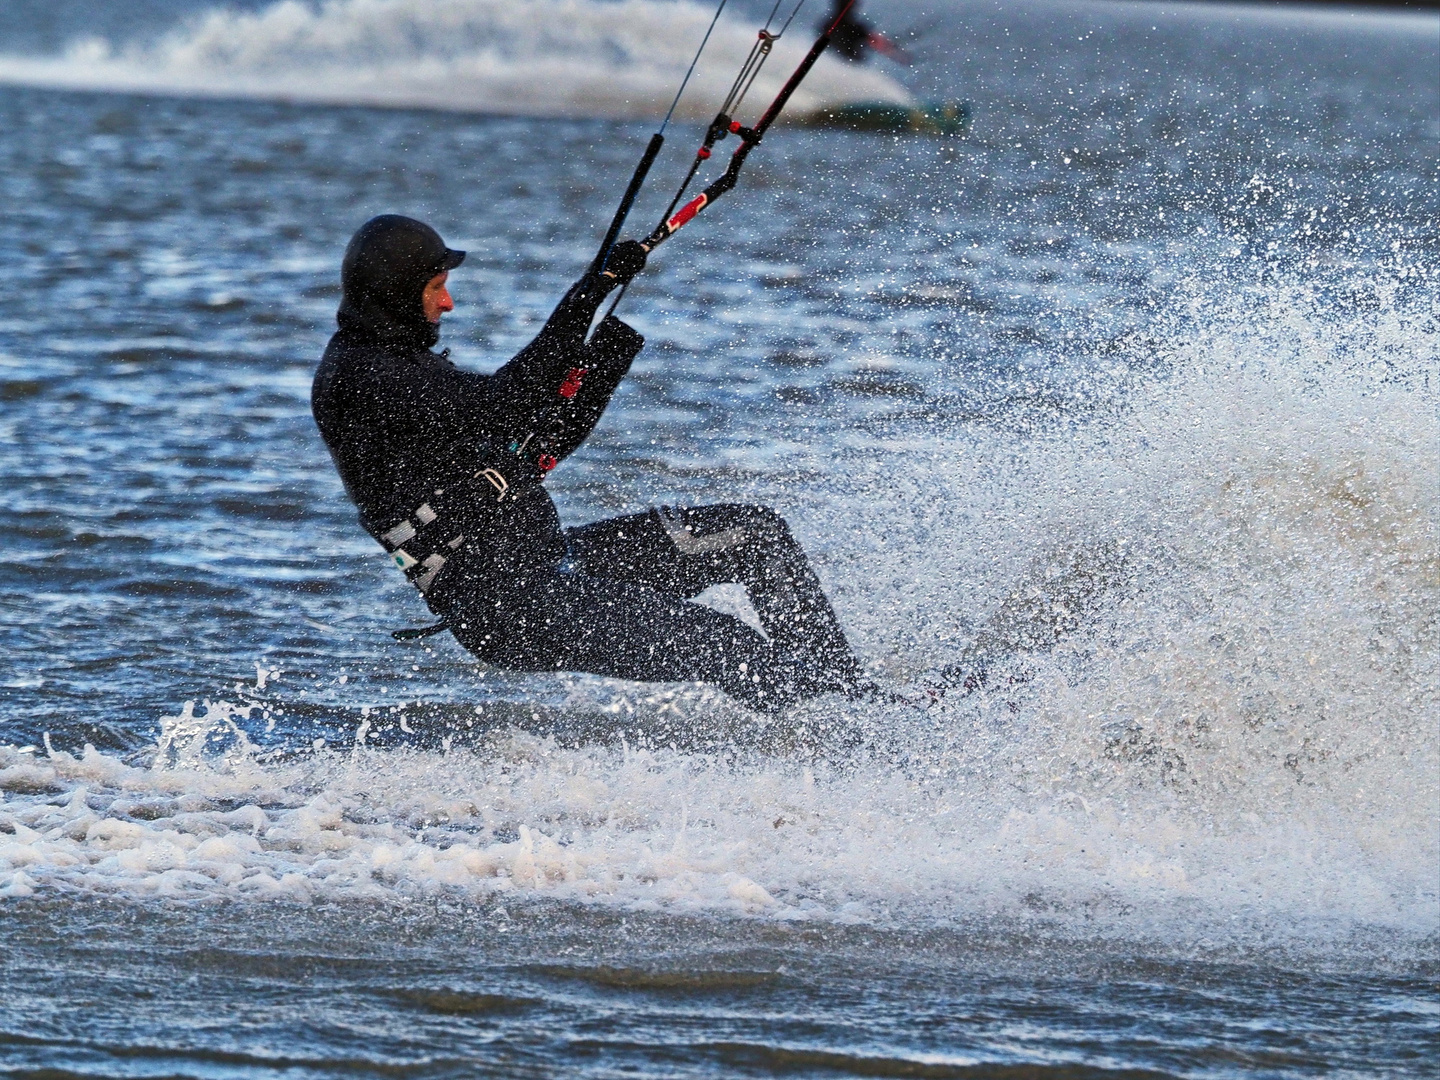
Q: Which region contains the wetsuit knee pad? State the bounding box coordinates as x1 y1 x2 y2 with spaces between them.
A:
668 504 796 555
729 504 792 545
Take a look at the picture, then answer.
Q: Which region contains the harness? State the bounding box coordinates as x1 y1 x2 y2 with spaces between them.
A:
378 466 513 595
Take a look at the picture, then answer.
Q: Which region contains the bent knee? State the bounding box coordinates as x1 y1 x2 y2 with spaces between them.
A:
717 504 793 546
660 503 793 556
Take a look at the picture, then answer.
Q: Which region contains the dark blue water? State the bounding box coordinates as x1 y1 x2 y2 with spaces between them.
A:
1 1 1437 1076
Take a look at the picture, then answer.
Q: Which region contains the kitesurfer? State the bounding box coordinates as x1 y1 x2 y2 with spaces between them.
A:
311 214 869 713
822 0 911 64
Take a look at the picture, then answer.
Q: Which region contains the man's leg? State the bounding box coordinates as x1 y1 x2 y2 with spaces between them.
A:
565 505 863 689
441 566 814 712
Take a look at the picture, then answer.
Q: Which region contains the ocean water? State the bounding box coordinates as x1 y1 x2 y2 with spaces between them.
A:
1 0 1437 1076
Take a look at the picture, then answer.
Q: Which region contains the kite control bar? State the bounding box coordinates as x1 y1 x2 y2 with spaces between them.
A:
589 0 731 276
640 0 856 255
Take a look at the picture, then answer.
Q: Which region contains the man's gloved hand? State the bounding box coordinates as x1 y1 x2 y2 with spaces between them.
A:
602 239 648 282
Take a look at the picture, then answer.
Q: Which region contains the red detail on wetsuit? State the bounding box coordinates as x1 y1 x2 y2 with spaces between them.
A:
667 194 707 232
558 367 587 399
697 146 711 159
537 453 558 473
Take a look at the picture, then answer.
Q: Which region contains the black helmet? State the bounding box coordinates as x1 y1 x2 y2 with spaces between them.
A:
337 214 465 345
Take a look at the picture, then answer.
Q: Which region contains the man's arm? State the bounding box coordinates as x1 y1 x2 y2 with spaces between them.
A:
532 315 645 467
489 242 648 409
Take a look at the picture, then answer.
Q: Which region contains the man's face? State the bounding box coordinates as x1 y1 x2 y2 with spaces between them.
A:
421 271 454 323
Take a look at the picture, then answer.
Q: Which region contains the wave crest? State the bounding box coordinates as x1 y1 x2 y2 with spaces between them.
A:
0 0 913 118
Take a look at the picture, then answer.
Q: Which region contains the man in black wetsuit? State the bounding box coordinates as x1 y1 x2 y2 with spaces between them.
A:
312 214 867 712
823 1 910 65
828 0 872 62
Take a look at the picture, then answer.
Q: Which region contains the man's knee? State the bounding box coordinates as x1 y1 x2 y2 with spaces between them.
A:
657 503 791 558
712 504 794 550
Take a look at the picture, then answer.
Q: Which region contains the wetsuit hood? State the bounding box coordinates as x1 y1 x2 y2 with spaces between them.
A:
336 214 466 349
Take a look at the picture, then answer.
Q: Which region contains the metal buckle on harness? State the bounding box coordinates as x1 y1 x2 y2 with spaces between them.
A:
477 467 509 501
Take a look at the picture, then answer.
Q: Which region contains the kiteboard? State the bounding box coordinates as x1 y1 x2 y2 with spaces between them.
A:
800 100 970 135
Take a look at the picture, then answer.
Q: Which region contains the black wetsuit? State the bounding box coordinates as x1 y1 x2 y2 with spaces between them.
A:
827 0 871 62
312 215 863 711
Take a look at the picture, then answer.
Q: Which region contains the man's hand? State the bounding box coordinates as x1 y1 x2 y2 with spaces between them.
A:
602 239 649 283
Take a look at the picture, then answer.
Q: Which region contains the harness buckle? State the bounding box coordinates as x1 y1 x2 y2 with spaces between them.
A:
477 467 510 501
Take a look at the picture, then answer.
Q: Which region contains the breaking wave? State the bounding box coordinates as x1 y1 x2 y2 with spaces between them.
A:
0 0 912 118
2 268 1434 948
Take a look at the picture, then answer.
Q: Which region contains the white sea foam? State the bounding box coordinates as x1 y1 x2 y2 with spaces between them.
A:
2 269 1435 941
0 0 912 118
